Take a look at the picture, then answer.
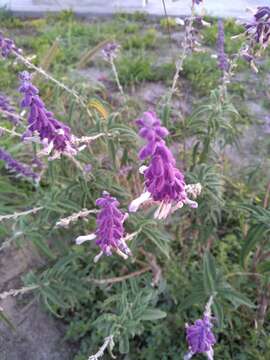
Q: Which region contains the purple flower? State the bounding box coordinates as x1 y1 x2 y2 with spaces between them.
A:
102 42 120 62
193 0 203 5
217 20 229 72
0 32 19 58
0 147 39 182
245 6 270 48
129 112 201 220
184 297 216 360
83 164 92 174
75 191 131 262
0 94 20 125
19 71 77 159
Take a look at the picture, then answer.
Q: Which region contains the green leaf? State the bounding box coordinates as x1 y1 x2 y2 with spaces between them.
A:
0 310 16 331
31 235 56 260
240 225 268 268
179 291 206 312
107 138 117 169
257 261 270 274
119 333 130 354
212 300 224 329
141 308 167 321
142 227 170 259
218 289 255 308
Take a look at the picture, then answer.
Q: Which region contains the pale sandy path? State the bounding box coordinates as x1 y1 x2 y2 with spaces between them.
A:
0 0 268 18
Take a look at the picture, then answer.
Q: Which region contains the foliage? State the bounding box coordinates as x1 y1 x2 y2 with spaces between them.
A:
183 53 220 95
0 10 270 360
202 17 244 54
160 17 177 30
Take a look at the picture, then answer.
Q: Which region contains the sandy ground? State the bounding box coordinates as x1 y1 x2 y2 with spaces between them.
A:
0 244 76 360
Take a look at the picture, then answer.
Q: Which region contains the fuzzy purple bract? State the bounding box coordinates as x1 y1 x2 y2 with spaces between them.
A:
0 147 38 182
75 191 131 262
102 42 120 61
184 297 216 360
217 19 229 72
245 6 270 47
0 94 19 125
95 191 130 257
19 71 77 159
129 111 201 219
0 32 18 58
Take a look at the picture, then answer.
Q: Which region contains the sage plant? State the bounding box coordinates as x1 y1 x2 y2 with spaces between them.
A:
129 111 201 219
0 147 38 182
184 297 216 360
0 94 20 125
0 32 19 58
217 19 228 73
102 42 124 97
19 71 77 159
245 6 270 48
76 191 131 262
240 6 270 72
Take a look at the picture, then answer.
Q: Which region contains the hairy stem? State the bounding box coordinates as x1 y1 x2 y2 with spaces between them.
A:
110 57 125 98
0 206 43 222
14 51 93 120
88 335 114 360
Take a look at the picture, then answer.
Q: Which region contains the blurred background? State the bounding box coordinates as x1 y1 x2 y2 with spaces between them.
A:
0 0 268 18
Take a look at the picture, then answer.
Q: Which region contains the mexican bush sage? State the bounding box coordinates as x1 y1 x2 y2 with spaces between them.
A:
217 19 228 72
0 94 19 125
0 147 38 182
102 42 120 62
129 111 201 219
184 296 216 360
245 6 270 48
75 191 131 262
0 32 19 58
19 71 77 159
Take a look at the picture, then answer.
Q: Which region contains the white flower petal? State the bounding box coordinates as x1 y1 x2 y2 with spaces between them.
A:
175 17 185 26
171 201 184 214
202 19 211 27
155 202 172 220
139 165 148 174
115 248 129 260
206 348 214 360
129 191 151 212
78 145 87 152
184 351 194 360
122 212 129 223
154 201 163 219
94 251 103 263
160 203 172 219
75 233 96 245
185 199 198 209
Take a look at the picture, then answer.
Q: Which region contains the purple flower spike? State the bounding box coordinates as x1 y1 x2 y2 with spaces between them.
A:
0 32 19 58
245 6 270 48
102 42 120 62
75 191 131 262
0 94 20 125
217 20 229 72
184 297 216 360
0 147 39 182
129 111 201 220
19 71 77 159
